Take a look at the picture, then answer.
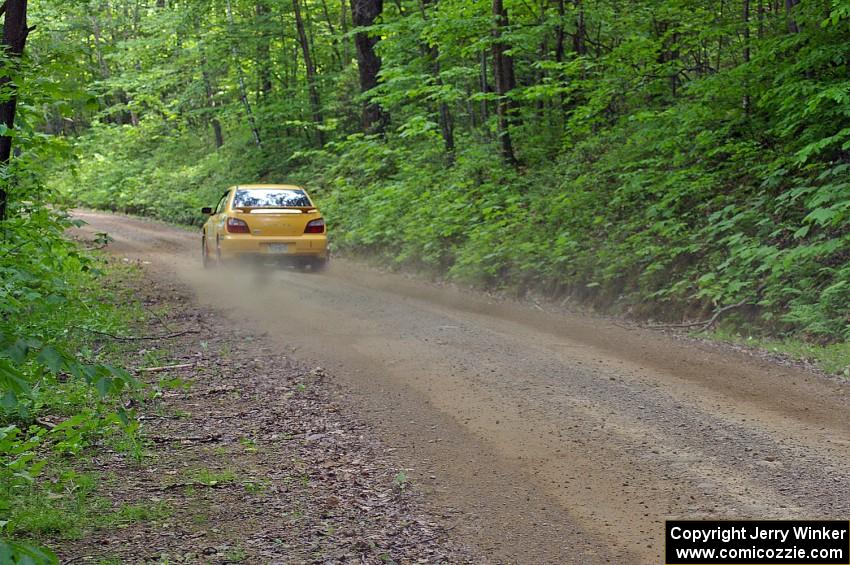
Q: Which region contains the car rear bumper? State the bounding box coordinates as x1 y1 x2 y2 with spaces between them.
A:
218 234 328 259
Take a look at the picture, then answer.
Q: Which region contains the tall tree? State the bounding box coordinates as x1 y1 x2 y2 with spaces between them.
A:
317 0 342 68
742 0 751 113
293 0 325 146
339 0 350 64
200 43 224 149
0 0 31 221
785 0 799 33
225 0 262 148
255 1 273 97
350 0 388 133
553 0 565 64
479 50 490 130
572 0 586 56
421 0 454 159
491 0 516 165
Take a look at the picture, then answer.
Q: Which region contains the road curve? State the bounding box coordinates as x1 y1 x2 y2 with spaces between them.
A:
72 210 850 564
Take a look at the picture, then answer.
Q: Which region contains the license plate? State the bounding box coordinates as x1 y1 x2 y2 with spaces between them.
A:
267 243 289 254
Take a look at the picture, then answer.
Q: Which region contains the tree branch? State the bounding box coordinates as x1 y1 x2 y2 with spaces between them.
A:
648 298 750 331
71 325 199 341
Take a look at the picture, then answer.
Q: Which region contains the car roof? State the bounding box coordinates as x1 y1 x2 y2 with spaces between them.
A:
232 184 305 191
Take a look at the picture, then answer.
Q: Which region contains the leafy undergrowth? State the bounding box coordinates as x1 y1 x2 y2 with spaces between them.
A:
0 214 147 562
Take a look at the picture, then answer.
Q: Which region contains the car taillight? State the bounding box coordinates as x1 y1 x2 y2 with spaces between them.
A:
226 217 250 234
305 218 325 234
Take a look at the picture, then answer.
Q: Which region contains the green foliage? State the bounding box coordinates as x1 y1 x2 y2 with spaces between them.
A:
0 540 57 565
0 6 155 559
189 467 238 486
711 329 850 377
0 207 146 558
393 470 409 491
0 204 147 557
35 0 850 360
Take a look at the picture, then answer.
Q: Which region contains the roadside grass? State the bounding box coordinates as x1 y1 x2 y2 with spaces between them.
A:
224 546 247 562
4 466 170 541
5 470 103 541
0 253 171 559
186 467 238 486
701 329 850 377
393 470 409 491
242 478 269 494
107 501 171 526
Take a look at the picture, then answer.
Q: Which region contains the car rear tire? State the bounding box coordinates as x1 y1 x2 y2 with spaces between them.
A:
202 236 213 269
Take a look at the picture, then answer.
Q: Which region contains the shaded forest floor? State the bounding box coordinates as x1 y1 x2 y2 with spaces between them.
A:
56 256 476 564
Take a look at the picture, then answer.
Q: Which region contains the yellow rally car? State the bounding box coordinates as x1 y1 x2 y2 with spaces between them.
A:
201 184 328 271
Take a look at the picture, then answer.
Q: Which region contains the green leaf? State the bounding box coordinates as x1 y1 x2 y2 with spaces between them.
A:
36 346 64 374
94 376 112 397
793 225 810 239
804 208 838 226
0 360 30 395
0 539 58 565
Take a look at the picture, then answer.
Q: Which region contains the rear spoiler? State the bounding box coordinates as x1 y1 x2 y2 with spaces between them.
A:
234 206 318 213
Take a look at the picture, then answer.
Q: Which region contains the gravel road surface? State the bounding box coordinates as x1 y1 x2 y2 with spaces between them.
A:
74 210 850 564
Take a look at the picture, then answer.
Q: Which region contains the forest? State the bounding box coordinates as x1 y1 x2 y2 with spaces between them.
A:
44 0 850 339
1 0 850 559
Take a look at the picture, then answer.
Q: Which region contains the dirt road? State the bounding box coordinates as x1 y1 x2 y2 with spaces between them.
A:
75 210 850 564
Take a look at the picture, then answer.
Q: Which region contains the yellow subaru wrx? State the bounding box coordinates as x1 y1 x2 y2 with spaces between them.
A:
201 184 328 271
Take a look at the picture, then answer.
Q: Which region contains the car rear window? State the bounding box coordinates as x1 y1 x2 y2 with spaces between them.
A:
232 189 311 208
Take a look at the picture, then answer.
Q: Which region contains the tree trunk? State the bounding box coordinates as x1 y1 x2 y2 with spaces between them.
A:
572 0 586 56
785 0 799 33
479 50 490 130
437 93 454 156
742 0 750 114
532 0 545 116
669 31 680 96
225 0 262 148
553 0 571 121
350 0 388 133
255 2 273 97
554 0 565 63
293 0 325 146
655 18 680 96
91 12 127 124
210 113 224 149
0 0 30 221
421 0 454 159
90 14 110 79
318 0 342 68
200 44 224 149
717 0 724 72
340 0 351 63
491 0 517 165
